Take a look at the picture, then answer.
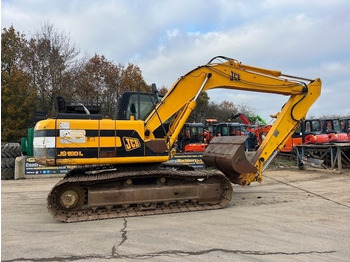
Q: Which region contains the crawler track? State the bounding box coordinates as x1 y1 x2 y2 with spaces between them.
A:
47 167 233 222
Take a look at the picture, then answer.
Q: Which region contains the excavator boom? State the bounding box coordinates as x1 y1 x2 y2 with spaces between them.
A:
144 56 321 185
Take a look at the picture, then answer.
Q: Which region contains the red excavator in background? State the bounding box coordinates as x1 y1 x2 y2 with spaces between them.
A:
232 113 252 126
177 123 207 152
204 118 218 143
231 113 270 150
232 113 305 153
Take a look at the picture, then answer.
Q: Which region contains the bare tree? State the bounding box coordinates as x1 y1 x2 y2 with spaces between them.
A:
24 21 80 114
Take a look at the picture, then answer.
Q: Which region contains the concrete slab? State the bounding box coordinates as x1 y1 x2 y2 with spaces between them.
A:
2 168 350 261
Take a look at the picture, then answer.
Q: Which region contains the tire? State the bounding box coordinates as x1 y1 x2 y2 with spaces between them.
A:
1 167 15 180
1 143 21 180
1 157 16 168
1 143 22 158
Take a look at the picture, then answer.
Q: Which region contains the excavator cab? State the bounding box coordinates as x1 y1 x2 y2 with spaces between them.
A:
115 89 160 121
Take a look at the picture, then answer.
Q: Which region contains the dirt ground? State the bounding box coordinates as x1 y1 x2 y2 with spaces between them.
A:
1 167 350 261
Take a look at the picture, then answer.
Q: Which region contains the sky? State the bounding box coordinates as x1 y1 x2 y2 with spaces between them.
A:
2 0 350 123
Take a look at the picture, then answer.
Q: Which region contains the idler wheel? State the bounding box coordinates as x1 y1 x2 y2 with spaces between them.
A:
57 186 85 211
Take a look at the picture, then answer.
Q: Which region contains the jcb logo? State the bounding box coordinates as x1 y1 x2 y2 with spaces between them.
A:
123 137 141 151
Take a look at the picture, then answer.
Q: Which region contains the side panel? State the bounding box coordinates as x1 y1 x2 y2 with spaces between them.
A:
34 119 169 166
56 119 99 159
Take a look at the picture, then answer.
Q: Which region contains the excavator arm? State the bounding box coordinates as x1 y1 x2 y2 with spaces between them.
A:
144 56 321 185
232 113 252 125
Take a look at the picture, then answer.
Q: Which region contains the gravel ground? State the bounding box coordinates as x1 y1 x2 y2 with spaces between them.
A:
1 167 350 262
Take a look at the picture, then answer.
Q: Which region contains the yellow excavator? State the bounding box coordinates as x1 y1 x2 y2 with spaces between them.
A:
33 56 322 222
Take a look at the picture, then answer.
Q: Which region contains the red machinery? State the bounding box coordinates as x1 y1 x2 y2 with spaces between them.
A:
231 113 266 143
303 119 330 144
340 118 350 141
204 118 218 143
321 119 348 142
178 123 207 152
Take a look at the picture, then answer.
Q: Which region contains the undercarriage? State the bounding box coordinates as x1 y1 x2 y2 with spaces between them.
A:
47 167 233 222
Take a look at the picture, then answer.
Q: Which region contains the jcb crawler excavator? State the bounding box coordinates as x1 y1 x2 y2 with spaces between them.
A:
33 56 322 222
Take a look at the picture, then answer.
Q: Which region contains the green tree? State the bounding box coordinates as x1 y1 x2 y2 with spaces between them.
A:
1 26 26 74
1 26 36 142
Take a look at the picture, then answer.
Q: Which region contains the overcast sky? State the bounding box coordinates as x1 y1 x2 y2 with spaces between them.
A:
2 0 350 122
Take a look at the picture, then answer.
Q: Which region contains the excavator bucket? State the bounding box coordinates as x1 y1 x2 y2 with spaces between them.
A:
203 136 258 185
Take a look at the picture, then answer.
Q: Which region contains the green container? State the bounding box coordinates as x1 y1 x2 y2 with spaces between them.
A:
21 127 34 157
27 127 34 157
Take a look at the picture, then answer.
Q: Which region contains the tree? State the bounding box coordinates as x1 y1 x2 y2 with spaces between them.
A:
1 69 36 141
1 24 150 141
188 91 210 123
120 63 145 93
186 92 257 124
75 55 146 117
1 26 27 74
236 104 256 123
24 22 80 114
158 86 168 96
204 100 238 122
76 54 124 117
1 26 36 142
